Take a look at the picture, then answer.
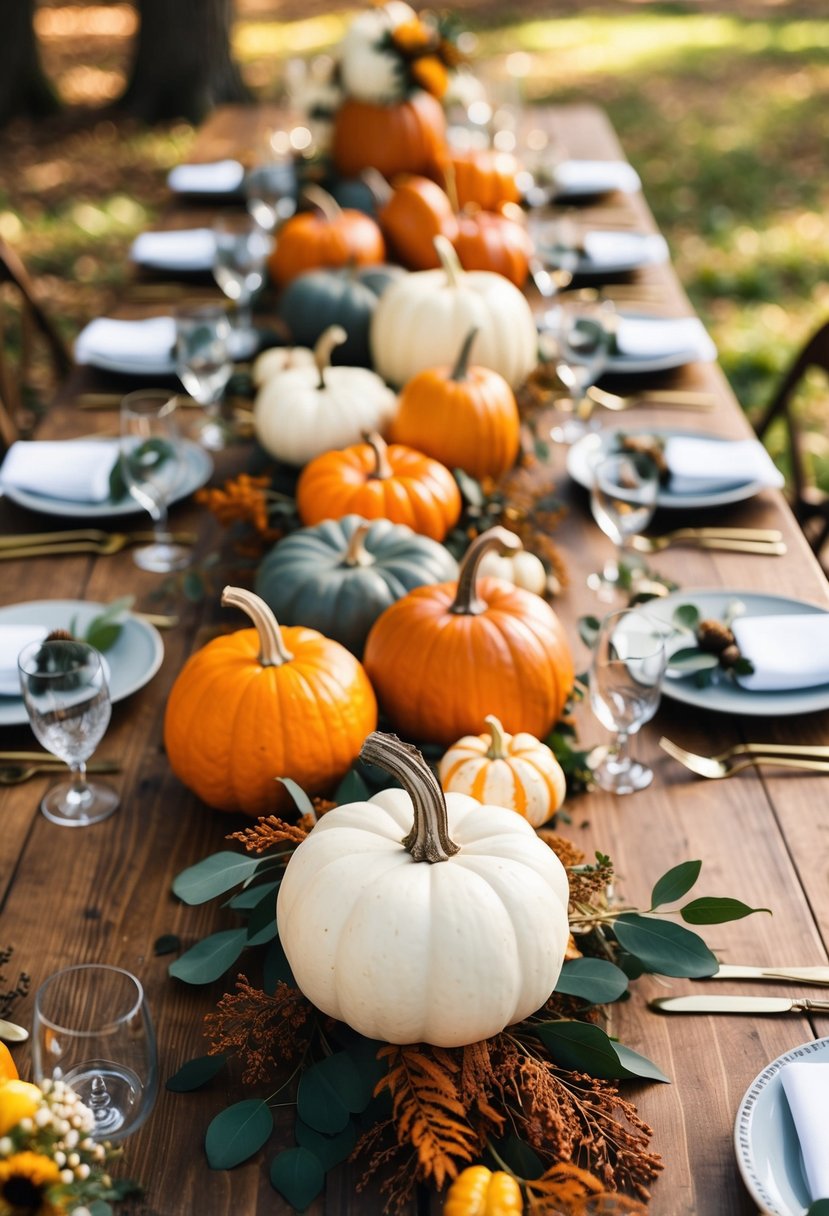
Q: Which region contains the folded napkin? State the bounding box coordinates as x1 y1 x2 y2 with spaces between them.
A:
731 614 829 691
664 436 784 495
0 625 48 696
0 439 121 503
167 159 245 195
614 316 717 363
781 1061 829 1199
581 230 669 271
74 316 176 376
553 159 642 197
130 228 216 271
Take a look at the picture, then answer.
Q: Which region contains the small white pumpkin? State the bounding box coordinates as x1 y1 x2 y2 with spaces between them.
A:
439 715 566 827
252 345 315 387
254 326 397 466
277 731 570 1048
478 548 547 596
370 237 538 390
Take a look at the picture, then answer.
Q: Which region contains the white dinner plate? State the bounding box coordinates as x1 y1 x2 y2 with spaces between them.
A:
2 440 213 519
566 427 767 511
0 600 164 727
642 589 829 717
538 231 669 277
605 315 718 375
734 1035 829 1216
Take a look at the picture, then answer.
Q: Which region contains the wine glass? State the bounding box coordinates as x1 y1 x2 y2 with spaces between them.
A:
245 129 297 233
175 305 233 451
18 640 119 827
539 297 614 444
32 964 158 1142
588 607 667 794
212 214 272 342
120 389 190 571
589 451 660 601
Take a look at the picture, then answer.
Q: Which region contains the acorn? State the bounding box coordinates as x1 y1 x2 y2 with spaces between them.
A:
719 644 742 669
45 628 75 642
696 618 735 653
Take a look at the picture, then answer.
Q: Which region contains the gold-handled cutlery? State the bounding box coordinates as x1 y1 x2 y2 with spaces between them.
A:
659 736 829 779
586 385 718 411
650 995 829 1015
0 751 120 764
77 393 202 411
631 529 786 556
0 530 196 559
712 964 829 986
0 760 121 785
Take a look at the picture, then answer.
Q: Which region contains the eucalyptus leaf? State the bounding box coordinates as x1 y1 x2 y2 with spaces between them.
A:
84 622 122 653
153 933 181 956
172 852 263 905
578 615 601 649
183 571 206 602
334 768 371 805
277 777 315 818
88 1202 114 1216
534 1020 668 1083
651 860 702 909
807 1201 829 1216
246 886 279 941
297 1052 370 1135
168 928 248 985
490 1134 545 1180
612 1043 671 1084
205 1099 273 1169
295 1117 358 1170
166 1053 227 1092
680 897 770 925
613 913 719 978
228 881 280 910
734 657 755 675
554 958 629 1004
263 938 295 993
269 1147 325 1210
667 649 719 674
454 467 484 508
673 604 700 631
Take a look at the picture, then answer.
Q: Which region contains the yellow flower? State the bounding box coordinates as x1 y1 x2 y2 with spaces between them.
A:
411 55 449 99
391 18 433 53
0 1082 42 1137
0 1151 62 1216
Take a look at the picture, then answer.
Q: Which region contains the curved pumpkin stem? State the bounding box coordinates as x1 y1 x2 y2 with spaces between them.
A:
360 731 460 864
450 328 479 383
434 234 464 289
343 520 375 568
303 183 343 223
363 431 393 480
442 158 460 214
314 325 347 389
450 527 522 616
221 586 294 667
359 166 392 208
484 715 509 760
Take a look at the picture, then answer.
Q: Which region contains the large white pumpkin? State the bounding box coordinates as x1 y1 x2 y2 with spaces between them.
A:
253 326 397 466
277 732 570 1047
370 237 538 390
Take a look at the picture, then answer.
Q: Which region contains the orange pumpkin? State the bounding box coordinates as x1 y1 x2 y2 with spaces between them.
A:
392 327 520 480
443 149 521 211
453 207 533 289
0 1043 18 1082
164 587 378 816
379 175 459 270
269 186 386 288
332 91 447 181
363 528 575 745
296 432 462 542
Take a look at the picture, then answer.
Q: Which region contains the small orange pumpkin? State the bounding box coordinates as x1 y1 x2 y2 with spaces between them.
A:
296 432 461 542
453 207 533 289
392 327 520 480
269 186 386 288
443 149 522 211
0 1043 18 1083
332 91 447 181
363 528 575 745
379 175 459 270
164 587 378 816
444 1166 523 1216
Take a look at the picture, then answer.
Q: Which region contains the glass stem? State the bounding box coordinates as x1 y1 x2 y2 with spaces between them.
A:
153 500 170 545
236 300 253 332
67 761 92 807
612 729 631 770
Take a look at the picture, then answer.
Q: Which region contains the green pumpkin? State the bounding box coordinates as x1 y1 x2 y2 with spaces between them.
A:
254 514 458 656
278 264 406 367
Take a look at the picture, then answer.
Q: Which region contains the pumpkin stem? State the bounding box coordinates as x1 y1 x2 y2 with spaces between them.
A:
450 328 479 383
364 431 393 480
360 731 460 863
359 166 392 208
302 183 343 223
343 520 375 567
450 527 522 616
442 158 460 214
314 325 347 389
484 715 509 760
433 235 464 288
220 586 294 667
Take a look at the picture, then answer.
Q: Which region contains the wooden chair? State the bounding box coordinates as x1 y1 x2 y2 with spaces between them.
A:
753 319 829 567
0 238 73 448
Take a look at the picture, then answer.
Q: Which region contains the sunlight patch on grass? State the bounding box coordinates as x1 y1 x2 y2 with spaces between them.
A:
234 14 347 61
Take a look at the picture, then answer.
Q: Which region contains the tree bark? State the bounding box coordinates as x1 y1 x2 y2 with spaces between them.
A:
0 0 59 128
119 0 250 125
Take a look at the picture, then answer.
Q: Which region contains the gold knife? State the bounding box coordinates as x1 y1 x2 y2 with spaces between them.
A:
713 964 829 986
651 994 829 1014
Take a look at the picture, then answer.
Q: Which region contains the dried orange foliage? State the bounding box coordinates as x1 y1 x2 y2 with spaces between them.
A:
228 815 309 854
204 976 313 1085
527 1165 647 1215
196 474 283 542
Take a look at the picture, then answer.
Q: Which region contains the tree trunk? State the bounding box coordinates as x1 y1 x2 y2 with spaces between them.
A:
119 0 250 125
0 0 59 128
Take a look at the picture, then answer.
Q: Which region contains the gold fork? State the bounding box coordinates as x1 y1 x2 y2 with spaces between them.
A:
586 385 718 411
631 529 786 555
0 530 196 559
659 736 829 779
0 760 121 785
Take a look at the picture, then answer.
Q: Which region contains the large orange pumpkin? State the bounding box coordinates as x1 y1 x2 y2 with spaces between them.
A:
392 327 520 480
363 528 574 745
164 587 378 816
269 186 386 287
452 207 533 289
332 91 447 181
443 149 522 211
378 175 459 270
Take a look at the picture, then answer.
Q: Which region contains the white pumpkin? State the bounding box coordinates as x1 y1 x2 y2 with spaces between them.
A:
253 326 397 466
370 237 538 390
439 715 567 827
277 731 570 1048
252 345 315 387
478 549 547 595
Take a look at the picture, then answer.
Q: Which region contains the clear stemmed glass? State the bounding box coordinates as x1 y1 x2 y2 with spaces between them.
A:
245 130 297 233
120 389 190 570
588 607 667 794
32 964 157 1142
589 451 660 601
539 297 614 445
212 214 272 343
17 640 119 827
174 305 233 451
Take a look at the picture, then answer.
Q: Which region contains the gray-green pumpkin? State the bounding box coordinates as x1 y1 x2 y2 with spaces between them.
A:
254 514 458 656
278 264 406 367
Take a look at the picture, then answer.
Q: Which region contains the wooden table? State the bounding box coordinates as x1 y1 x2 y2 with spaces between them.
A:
1 103 828 1216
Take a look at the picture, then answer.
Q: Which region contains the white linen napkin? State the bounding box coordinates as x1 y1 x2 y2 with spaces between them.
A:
731 614 829 691
553 159 642 197
74 316 176 375
0 625 48 696
581 230 669 271
0 439 121 503
663 436 784 495
614 316 717 363
130 228 216 271
167 159 245 195
780 1061 829 1199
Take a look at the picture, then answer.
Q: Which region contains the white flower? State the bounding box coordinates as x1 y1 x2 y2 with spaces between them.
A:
61 1168 74 1185
34 1108 52 1128
340 42 405 105
75 1163 90 1181
64 1129 79 1149
0 1137 13 1155
54 1151 66 1167
67 1150 80 1167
